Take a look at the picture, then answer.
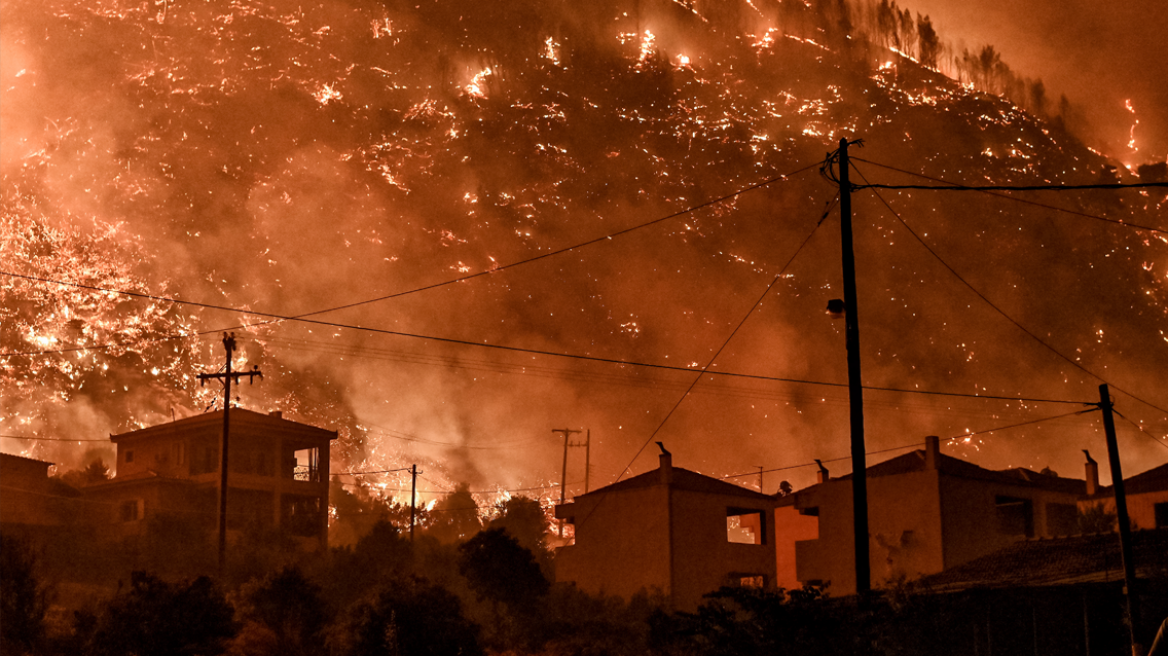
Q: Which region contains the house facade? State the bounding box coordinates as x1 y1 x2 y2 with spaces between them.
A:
780 436 1090 595
554 448 777 610
84 409 337 548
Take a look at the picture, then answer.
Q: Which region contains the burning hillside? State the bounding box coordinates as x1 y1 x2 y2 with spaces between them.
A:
2 0 1165 503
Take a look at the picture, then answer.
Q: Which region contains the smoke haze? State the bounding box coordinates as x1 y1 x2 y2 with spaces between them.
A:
2 0 1165 502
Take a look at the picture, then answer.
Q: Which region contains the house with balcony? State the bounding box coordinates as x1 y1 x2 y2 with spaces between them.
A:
554 446 777 610
84 409 336 548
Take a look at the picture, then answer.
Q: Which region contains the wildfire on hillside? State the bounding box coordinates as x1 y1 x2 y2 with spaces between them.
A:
2 0 1165 513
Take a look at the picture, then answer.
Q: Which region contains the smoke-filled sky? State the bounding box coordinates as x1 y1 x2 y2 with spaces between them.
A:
2 0 1165 503
906 0 1168 164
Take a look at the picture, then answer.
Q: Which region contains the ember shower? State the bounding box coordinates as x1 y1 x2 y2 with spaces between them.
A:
2 0 1166 502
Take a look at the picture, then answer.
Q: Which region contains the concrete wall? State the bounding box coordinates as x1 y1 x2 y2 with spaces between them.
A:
939 476 1083 570
1080 489 1168 531
669 488 776 608
794 470 944 595
555 485 673 600
774 504 818 590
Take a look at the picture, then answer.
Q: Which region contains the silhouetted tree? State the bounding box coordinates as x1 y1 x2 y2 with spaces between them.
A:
325 519 413 608
916 14 939 68
88 571 237 656
1078 503 1118 533
426 483 482 543
329 577 482 656
487 495 549 557
458 528 548 612
233 566 331 656
0 535 51 656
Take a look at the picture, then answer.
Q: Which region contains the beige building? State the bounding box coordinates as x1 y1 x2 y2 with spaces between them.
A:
782 436 1090 595
1080 459 1168 531
554 448 777 610
0 452 80 534
84 409 336 548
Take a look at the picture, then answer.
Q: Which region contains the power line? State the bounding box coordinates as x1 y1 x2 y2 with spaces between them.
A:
851 156 1168 235
857 182 1168 192
611 211 827 485
1112 410 1168 454
1 283 1093 408
850 162 1168 420
1 162 821 359
723 407 1099 480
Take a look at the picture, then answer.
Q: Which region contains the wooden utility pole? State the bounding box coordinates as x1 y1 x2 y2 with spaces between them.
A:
836 138 871 595
552 428 582 537
410 463 419 542
197 332 261 577
584 429 592 493
1098 384 1143 655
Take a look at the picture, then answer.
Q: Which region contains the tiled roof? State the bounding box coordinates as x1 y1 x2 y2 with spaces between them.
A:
578 466 773 502
1086 462 1168 500
919 529 1168 591
110 408 337 441
831 449 1086 494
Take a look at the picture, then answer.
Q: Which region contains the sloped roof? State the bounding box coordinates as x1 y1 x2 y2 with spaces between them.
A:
830 449 1086 494
1086 462 1168 500
1 452 55 467
577 465 773 502
919 529 1168 591
110 408 337 442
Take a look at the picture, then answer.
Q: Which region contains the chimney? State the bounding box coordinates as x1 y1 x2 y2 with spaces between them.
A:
815 459 830 484
925 435 940 470
656 442 672 485
269 410 282 419
1084 449 1099 496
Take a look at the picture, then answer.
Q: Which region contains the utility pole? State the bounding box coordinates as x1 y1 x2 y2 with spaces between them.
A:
584 429 592 493
836 138 871 596
409 464 420 542
1098 384 1143 655
197 332 261 577
757 466 765 493
552 428 582 537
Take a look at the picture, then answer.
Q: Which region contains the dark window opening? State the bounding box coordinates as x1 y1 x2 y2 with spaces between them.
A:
736 575 766 588
192 445 219 475
119 499 142 522
286 447 320 482
995 496 1034 537
281 495 323 537
124 450 134 464
1155 502 1168 529
727 507 766 545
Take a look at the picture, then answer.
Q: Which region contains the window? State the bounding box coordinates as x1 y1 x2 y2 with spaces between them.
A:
727 507 766 545
124 450 134 464
291 447 320 482
174 441 185 465
736 575 766 588
119 499 143 522
1156 502 1168 529
281 495 323 537
995 496 1034 537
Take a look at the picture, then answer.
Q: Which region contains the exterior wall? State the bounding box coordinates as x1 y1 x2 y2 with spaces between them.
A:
105 411 334 548
939 476 1083 570
774 504 818 590
1079 490 1168 531
794 470 943 595
555 485 673 599
0 454 66 529
669 488 777 609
